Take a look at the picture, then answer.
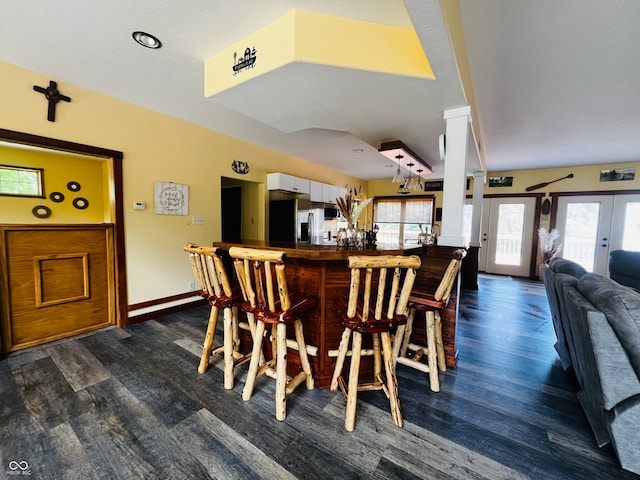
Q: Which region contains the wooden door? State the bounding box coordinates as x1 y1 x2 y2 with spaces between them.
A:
1 225 115 352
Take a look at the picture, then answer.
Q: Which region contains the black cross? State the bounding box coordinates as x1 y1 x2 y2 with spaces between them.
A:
33 80 71 122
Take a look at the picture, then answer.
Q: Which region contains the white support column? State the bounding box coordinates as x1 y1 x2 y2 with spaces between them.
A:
469 171 486 248
439 106 472 247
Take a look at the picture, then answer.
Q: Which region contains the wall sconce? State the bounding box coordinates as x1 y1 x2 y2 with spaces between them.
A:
379 141 432 184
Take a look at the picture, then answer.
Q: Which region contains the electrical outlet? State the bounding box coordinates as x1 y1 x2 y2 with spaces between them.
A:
188 281 196 292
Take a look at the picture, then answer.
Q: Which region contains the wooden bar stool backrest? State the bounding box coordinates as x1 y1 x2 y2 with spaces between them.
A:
346 255 421 327
229 246 290 317
433 248 467 303
184 243 233 303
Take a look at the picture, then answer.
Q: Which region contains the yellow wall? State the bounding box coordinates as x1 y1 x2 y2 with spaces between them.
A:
0 145 107 223
369 162 640 232
0 60 362 306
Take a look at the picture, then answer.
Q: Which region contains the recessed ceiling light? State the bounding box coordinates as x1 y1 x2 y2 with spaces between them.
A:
132 31 162 49
352 148 364 153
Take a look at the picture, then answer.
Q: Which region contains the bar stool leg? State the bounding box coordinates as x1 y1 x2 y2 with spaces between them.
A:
399 308 415 358
331 328 352 391
275 322 288 421
381 331 403 428
198 305 219 374
426 312 440 392
294 319 314 390
231 306 240 352
435 311 447 372
223 306 235 389
372 333 382 379
243 320 266 401
345 331 363 432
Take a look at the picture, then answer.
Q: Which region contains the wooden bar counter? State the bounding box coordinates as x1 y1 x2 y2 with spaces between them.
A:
212 240 463 388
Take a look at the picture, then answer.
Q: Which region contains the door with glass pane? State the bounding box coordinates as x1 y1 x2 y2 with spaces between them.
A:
479 197 537 276
555 194 640 274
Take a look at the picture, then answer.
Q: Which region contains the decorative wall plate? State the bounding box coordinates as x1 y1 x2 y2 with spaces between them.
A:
67 181 81 192
72 197 89 209
231 160 250 174
50 191 65 202
32 205 51 218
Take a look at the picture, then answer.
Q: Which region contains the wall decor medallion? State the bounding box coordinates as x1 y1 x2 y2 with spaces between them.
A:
231 160 250 174
233 47 257 75
154 181 189 215
67 181 81 192
32 205 51 218
50 191 65 202
72 197 89 209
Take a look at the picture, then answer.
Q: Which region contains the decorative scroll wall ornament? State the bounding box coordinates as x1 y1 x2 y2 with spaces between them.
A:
155 181 189 215
33 80 71 122
231 160 250 174
233 47 257 75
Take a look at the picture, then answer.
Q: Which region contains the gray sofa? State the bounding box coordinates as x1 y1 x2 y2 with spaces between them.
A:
541 257 640 475
609 249 640 291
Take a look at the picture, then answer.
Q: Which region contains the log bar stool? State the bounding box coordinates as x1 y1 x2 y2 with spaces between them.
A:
394 248 466 392
183 243 254 389
228 246 317 421
330 254 421 431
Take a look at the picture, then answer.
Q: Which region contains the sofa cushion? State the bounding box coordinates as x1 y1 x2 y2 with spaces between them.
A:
577 273 640 380
549 257 588 278
609 250 640 291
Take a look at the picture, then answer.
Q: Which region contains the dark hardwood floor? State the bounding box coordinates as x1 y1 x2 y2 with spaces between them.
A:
1 274 637 479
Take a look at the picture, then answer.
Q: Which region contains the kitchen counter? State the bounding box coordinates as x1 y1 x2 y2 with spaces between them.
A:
213 239 419 260
212 240 461 388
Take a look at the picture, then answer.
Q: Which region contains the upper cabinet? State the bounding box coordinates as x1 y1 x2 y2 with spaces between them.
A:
310 181 348 204
270 174 346 202
267 173 310 194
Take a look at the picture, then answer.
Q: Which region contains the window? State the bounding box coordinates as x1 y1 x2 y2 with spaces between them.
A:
0 164 44 198
373 196 434 245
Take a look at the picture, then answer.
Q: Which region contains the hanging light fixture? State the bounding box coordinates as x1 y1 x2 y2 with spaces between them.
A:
391 154 405 183
405 162 416 190
397 181 411 195
414 169 424 191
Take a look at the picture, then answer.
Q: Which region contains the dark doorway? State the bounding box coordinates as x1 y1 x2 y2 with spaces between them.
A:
221 186 242 241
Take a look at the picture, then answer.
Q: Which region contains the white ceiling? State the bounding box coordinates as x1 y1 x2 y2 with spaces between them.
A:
1 0 639 181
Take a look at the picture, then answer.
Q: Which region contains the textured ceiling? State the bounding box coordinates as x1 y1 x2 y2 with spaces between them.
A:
1 0 638 180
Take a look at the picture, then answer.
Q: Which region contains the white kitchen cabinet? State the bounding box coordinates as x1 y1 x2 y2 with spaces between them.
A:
322 184 341 204
310 180 324 202
267 173 310 194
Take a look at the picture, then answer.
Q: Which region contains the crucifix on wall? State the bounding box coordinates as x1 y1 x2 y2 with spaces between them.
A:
33 80 71 122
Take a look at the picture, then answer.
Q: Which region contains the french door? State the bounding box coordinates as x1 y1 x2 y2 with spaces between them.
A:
479 197 538 276
554 194 640 274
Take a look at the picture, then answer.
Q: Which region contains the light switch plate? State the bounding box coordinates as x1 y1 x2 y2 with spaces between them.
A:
192 216 204 225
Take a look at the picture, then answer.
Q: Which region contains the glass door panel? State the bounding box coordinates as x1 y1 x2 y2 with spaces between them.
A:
622 202 640 250
555 196 613 274
483 197 536 276
494 203 525 265
562 202 601 272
